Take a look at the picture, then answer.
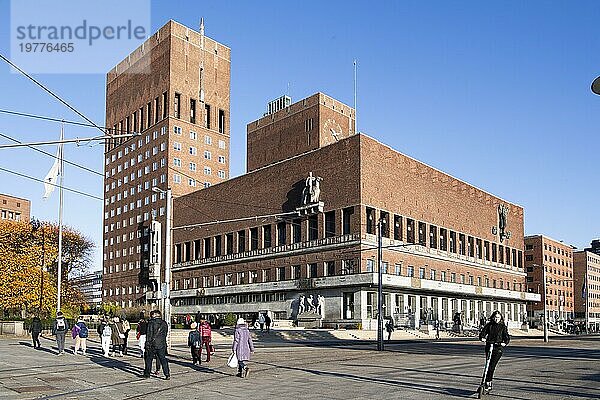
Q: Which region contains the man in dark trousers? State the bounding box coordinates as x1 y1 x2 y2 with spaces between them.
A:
143 310 170 380
52 311 69 355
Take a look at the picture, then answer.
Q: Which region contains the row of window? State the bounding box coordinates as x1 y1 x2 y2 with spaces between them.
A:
106 144 166 180
173 92 226 134
174 209 354 262
106 127 166 165
107 91 226 152
365 207 523 269
106 179 165 206
104 285 140 297
545 299 573 308
365 259 522 290
0 210 22 221
543 254 572 268
103 210 165 257
106 162 166 195
172 174 214 188
173 153 225 165
173 292 287 307
173 260 356 289
171 142 227 163
169 258 524 293
172 126 226 149
366 294 525 322
544 242 571 257
104 183 166 220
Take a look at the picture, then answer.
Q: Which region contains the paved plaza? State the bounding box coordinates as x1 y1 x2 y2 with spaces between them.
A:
0 334 598 400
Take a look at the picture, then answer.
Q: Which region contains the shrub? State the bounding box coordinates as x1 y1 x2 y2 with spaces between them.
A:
223 312 237 327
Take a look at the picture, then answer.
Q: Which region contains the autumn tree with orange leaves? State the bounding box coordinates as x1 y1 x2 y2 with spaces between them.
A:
0 219 94 318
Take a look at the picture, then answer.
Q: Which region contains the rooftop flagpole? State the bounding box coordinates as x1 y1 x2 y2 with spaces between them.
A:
353 59 358 134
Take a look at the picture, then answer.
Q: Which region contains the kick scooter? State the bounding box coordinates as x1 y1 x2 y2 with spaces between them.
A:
477 343 494 398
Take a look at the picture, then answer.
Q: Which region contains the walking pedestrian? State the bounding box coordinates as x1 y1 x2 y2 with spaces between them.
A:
137 314 148 358
479 314 487 331
435 319 440 340
232 318 254 378
98 317 112 357
453 312 462 333
143 310 170 380
264 313 272 333
30 315 43 349
478 310 510 392
121 318 131 355
52 311 69 355
385 318 394 340
199 319 212 362
188 322 201 365
110 316 124 357
73 316 89 355
258 313 265 332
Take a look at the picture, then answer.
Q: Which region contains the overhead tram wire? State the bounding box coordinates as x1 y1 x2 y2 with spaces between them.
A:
0 111 278 216
0 109 107 131
0 132 103 176
0 108 143 137
0 166 102 201
0 54 106 133
0 56 287 220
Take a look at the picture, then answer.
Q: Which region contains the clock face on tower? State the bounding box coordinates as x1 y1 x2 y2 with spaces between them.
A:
323 118 343 143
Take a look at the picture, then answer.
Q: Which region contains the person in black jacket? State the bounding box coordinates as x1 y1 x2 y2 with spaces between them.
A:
143 310 170 379
30 315 43 349
187 322 201 365
478 310 510 392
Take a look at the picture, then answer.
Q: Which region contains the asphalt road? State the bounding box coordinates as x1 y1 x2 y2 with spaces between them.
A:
0 335 598 399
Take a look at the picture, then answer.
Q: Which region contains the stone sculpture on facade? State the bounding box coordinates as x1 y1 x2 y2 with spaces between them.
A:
301 172 323 205
492 203 512 242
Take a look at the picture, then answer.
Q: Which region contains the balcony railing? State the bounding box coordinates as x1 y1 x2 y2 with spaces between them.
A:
173 233 361 271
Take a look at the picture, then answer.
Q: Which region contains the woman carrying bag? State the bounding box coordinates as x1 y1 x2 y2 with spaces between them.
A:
231 318 254 378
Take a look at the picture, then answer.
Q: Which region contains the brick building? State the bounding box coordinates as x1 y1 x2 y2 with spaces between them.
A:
573 249 600 332
102 20 231 307
169 93 538 329
585 239 600 256
0 193 30 222
524 235 575 326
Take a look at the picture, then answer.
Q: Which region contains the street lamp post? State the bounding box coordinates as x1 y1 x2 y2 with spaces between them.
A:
372 217 418 351
377 219 384 351
152 186 172 353
542 264 549 343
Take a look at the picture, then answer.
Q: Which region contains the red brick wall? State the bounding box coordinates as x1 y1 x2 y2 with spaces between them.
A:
246 93 355 172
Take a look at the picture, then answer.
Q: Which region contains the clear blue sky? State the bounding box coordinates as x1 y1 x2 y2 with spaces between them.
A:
1 1 599 271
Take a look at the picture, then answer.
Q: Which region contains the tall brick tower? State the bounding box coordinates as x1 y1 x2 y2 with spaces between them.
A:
102 20 231 308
